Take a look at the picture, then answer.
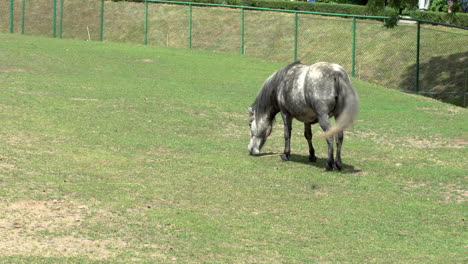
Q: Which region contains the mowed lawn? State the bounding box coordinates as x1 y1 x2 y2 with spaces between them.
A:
0 33 466 263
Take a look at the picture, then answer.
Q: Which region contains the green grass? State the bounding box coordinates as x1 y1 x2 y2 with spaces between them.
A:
1 0 467 106
0 33 467 263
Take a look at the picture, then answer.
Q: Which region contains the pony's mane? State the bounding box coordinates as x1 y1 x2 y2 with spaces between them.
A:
252 61 302 120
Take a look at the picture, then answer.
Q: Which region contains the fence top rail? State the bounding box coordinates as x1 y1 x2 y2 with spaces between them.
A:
145 0 468 30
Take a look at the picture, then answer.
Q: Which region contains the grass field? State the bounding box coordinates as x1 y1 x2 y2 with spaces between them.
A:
1 0 468 106
0 33 467 263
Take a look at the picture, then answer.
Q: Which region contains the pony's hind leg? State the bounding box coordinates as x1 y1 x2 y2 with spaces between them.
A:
335 131 344 170
318 114 335 171
281 112 293 161
304 123 317 162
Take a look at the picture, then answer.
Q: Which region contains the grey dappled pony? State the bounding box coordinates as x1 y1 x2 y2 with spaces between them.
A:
248 61 359 171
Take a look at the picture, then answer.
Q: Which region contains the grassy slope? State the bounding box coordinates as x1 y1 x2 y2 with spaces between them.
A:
0 34 467 263
1 0 467 106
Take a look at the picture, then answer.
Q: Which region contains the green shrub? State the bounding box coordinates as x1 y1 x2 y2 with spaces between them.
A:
409 10 468 27
316 0 368 5
157 0 372 16
112 0 468 27
429 0 448 12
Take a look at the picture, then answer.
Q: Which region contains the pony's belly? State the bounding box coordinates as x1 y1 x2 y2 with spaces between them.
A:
282 99 318 123
293 109 318 123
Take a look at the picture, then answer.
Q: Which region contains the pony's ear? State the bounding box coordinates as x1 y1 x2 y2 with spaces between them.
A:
247 107 253 114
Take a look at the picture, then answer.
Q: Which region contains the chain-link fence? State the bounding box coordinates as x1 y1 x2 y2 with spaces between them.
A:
1 0 467 106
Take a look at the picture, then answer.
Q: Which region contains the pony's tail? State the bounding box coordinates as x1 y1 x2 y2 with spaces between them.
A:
323 74 359 139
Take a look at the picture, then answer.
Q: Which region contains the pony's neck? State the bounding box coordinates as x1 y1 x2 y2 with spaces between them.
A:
253 100 278 123
253 64 296 122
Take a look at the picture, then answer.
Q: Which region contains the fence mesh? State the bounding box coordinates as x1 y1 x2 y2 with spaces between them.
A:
419 25 468 106
104 1 145 43
1 0 467 106
192 6 240 53
0 0 55 36
356 20 417 90
244 10 295 62
298 15 353 72
148 3 188 48
61 0 100 41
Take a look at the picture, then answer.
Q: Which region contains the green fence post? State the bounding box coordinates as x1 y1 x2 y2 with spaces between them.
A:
294 12 298 62
52 0 57 38
21 0 25 34
188 4 192 48
240 8 245 55
100 0 104 41
351 17 356 78
59 0 64 38
9 0 14 33
415 21 420 93
144 0 148 45
464 69 467 107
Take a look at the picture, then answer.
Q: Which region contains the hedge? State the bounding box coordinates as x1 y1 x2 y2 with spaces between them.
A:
111 0 468 27
408 10 468 27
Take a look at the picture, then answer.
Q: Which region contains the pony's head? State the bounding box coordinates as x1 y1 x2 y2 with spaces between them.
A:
247 106 273 155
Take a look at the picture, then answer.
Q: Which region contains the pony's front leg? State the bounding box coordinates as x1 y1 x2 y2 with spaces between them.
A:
280 112 293 161
318 114 334 171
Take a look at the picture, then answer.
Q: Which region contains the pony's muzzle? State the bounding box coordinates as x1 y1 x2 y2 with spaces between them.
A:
248 141 260 156
248 136 265 156
248 147 260 156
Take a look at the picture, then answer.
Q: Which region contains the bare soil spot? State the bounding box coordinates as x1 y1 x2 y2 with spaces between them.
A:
143 147 185 163
396 136 468 149
139 58 155 63
0 199 126 259
0 68 26 73
0 104 12 109
417 106 462 116
402 181 467 204
223 122 244 139
440 184 467 204
348 130 467 149
3 134 36 148
0 163 18 170
147 147 175 155
402 180 430 191
347 131 378 138
70 98 99 101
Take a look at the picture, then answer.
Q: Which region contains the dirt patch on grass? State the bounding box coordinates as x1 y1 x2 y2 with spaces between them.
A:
139 58 155 63
402 181 467 204
0 154 19 171
0 68 26 73
0 104 12 110
1 133 62 155
395 136 448 148
402 180 430 191
3 134 38 148
440 184 467 204
394 136 468 149
146 147 177 157
219 111 248 139
0 199 126 259
417 106 462 116
70 98 99 101
0 163 19 170
349 130 467 149
141 147 188 164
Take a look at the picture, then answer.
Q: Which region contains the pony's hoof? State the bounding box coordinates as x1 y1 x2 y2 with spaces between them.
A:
334 162 342 171
309 155 317 162
325 164 334 171
280 153 290 161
